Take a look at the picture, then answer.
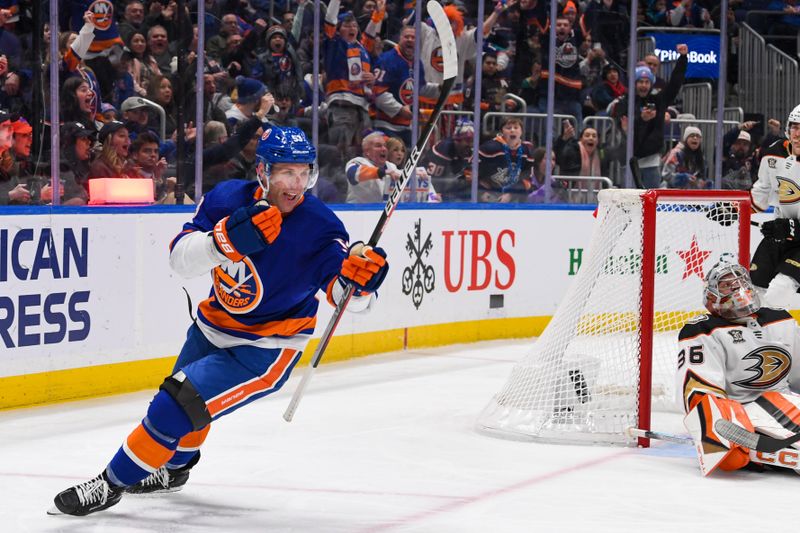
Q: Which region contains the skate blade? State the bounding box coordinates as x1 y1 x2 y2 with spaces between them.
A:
46 505 64 515
126 486 184 496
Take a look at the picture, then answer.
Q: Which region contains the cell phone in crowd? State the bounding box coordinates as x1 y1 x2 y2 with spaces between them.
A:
645 103 656 110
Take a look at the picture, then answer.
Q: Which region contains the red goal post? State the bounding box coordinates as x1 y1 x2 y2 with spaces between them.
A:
476 189 752 448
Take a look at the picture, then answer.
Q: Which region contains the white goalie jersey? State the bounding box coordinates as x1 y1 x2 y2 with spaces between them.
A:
676 307 800 411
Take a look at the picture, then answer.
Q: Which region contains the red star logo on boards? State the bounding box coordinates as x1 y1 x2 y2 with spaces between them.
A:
676 235 712 280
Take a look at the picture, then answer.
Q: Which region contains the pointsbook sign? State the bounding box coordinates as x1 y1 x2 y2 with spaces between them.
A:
647 32 721 79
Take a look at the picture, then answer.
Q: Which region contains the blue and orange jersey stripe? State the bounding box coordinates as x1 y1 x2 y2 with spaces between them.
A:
198 296 317 338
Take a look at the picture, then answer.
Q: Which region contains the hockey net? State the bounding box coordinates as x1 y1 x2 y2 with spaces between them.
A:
476 189 751 446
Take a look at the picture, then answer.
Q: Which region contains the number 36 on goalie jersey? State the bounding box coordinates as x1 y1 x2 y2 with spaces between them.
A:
675 308 800 412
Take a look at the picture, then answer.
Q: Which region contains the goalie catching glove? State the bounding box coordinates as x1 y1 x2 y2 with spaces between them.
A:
213 201 282 262
761 218 798 242
340 242 389 293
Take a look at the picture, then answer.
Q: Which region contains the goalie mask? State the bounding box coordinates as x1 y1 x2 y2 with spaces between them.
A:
254 126 318 195
704 262 761 320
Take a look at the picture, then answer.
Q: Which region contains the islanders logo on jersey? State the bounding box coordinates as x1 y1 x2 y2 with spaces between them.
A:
431 47 444 73
776 177 800 204
88 0 115 31
732 346 792 389
212 258 264 314
399 78 414 105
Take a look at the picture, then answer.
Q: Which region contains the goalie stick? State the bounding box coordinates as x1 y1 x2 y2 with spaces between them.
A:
282 0 458 422
714 419 800 453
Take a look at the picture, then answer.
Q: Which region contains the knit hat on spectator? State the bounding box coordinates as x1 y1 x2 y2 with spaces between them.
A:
122 97 149 112
235 76 267 105
563 0 578 13
602 64 620 80
266 25 287 42
635 65 655 84
453 119 474 140
98 121 127 144
11 118 32 135
682 126 702 142
737 130 751 143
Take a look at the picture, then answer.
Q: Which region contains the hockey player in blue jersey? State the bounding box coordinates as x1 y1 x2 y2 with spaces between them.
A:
50 126 390 516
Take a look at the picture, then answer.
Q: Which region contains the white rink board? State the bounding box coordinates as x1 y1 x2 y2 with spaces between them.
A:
0 207 777 378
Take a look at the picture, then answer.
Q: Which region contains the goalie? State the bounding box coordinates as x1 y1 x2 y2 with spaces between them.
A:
677 261 800 476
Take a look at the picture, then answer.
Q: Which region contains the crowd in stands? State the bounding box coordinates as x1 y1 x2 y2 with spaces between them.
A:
0 0 798 206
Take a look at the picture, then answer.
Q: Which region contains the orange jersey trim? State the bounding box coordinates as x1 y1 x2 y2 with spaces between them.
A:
177 426 210 452
206 348 298 417
199 296 316 337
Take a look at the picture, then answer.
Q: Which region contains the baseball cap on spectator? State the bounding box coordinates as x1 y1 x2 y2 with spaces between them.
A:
98 121 127 144
266 25 287 42
122 97 149 112
235 76 267 105
61 122 94 147
682 126 702 142
337 11 356 25
0 109 19 125
635 66 655 84
737 130 751 143
11 117 31 135
602 64 620 80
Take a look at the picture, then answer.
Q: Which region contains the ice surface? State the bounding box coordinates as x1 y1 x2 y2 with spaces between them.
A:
0 339 789 532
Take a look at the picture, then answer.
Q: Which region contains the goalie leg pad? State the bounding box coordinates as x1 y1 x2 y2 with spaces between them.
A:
684 395 755 476
744 391 800 444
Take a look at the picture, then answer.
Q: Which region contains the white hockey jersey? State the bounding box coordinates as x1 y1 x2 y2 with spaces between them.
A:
750 139 800 218
676 307 800 412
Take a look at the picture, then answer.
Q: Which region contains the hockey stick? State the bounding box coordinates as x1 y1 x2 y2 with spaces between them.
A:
627 427 693 446
628 157 645 189
282 1 458 422
714 419 800 453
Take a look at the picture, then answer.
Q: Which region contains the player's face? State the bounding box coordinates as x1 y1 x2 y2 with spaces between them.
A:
267 162 310 213
789 123 800 154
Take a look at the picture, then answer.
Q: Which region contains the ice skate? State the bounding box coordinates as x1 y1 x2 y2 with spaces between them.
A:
48 472 124 516
126 452 200 494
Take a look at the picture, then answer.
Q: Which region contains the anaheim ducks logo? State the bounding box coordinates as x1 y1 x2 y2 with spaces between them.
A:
776 177 800 204
88 0 114 31
212 258 263 314
732 346 792 389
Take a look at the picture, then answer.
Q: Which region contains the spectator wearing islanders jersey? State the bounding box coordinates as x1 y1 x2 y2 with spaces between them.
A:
418 1 504 109
345 131 401 203
61 10 106 128
323 0 384 156
419 118 474 201
255 25 303 96
539 15 584 125
478 116 536 203
63 0 124 56
373 25 437 147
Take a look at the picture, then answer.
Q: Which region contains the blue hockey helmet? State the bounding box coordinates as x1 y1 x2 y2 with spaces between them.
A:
254 126 318 194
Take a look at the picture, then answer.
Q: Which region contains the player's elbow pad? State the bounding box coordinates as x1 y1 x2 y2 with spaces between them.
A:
170 232 228 278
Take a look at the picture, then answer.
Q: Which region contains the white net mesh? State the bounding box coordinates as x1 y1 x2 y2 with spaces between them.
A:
476 189 747 446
